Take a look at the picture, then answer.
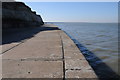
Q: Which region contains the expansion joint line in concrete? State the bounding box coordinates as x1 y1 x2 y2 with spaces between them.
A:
2 39 28 54
2 42 23 54
58 31 65 80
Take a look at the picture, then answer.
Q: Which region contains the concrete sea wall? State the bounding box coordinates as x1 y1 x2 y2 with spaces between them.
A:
1 1 98 79
2 24 97 78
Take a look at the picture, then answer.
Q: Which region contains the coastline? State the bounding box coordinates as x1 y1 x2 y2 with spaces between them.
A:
56 22 119 79
1 1 119 79
62 30 119 79
2 24 97 78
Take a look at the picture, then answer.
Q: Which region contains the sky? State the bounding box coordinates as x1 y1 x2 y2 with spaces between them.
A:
16 0 119 2
23 2 118 23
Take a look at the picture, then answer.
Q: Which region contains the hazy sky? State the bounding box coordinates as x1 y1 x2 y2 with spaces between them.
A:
24 2 118 23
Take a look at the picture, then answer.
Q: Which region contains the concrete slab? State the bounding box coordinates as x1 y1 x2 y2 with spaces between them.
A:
59 30 97 78
28 36 61 42
2 60 63 78
2 24 97 79
2 42 20 53
24 39 62 47
3 34 62 60
42 24 58 27
59 31 80 52
2 43 62 60
65 59 92 70
34 30 60 36
64 51 86 60
65 70 97 78
0 48 1 79
35 33 60 39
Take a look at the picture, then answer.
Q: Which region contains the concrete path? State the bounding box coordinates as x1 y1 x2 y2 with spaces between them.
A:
2 24 97 79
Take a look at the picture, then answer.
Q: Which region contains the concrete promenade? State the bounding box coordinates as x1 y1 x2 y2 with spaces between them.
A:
2 24 97 79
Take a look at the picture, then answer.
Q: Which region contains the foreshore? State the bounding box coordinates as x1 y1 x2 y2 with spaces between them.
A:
2 24 97 79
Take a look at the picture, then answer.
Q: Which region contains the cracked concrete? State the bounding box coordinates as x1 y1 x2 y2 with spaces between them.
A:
2 24 97 79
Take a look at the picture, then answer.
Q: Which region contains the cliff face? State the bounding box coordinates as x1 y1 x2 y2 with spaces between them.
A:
2 2 44 28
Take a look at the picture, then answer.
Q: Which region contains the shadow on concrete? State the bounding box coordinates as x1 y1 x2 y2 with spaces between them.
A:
65 32 120 80
2 26 60 45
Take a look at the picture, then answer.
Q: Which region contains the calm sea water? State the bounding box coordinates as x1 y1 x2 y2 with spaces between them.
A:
52 22 119 78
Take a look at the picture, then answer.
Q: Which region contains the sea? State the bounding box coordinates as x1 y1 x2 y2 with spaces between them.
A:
49 22 119 78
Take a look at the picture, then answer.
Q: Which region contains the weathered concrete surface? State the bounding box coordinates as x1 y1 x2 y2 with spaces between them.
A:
59 31 97 78
3 60 63 78
0 55 2 79
65 70 97 78
2 24 97 79
2 24 63 78
2 42 21 54
2 40 62 60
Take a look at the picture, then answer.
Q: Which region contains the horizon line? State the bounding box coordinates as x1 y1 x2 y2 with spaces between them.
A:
45 21 118 23
16 0 119 2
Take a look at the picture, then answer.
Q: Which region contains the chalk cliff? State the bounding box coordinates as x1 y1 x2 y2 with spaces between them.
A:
2 2 44 28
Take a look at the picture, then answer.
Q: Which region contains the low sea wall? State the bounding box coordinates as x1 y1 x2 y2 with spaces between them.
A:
2 24 98 79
